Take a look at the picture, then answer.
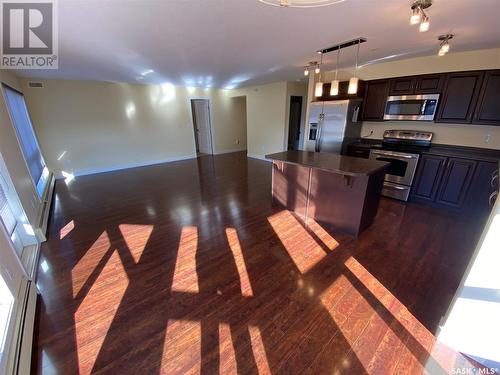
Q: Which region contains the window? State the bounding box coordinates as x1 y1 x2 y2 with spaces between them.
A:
2 85 47 197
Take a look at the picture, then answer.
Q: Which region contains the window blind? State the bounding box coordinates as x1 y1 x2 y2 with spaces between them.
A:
0 181 16 236
2 85 46 192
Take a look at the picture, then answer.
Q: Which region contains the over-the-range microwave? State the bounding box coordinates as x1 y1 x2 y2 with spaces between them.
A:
384 94 440 121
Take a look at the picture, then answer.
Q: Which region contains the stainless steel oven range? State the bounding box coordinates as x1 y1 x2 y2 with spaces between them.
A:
369 130 433 201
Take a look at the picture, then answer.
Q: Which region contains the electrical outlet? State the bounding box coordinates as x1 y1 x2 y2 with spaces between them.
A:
485 134 491 143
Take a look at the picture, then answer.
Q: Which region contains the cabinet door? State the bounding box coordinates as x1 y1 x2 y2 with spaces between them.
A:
415 74 445 94
436 158 477 208
436 71 484 123
362 80 390 121
464 161 498 216
473 70 500 126
411 154 447 202
389 77 416 95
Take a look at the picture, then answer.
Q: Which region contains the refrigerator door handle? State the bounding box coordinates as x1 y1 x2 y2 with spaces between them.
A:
315 114 324 152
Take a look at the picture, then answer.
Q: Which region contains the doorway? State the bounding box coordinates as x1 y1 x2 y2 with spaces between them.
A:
190 99 214 156
288 96 303 150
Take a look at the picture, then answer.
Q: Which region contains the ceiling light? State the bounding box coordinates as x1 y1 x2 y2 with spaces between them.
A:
348 41 361 95
330 49 341 96
410 7 421 25
438 34 453 56
419 15 429 32
315 66 320 74
410 0 432 32
258 0 345 8
304 68 309 76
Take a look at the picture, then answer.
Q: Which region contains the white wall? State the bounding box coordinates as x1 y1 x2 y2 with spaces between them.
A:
305 48 500 150
0 71 41 226
21 80 248 177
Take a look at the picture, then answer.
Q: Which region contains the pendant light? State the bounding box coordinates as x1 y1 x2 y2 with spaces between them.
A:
438 34 453 56
315 53 323 97
330 49 340 96
409 0 432 33
348 41 360 95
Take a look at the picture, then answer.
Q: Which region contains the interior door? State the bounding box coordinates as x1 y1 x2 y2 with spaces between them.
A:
192 99 213 154
0 222 26 374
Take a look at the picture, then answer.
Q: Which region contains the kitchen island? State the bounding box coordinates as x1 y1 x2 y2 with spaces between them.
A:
266 150 388 236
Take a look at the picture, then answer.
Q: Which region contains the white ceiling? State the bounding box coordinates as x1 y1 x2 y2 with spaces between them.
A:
16 0 500 88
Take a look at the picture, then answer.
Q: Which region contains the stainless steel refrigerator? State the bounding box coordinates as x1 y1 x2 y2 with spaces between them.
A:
308 99 363 154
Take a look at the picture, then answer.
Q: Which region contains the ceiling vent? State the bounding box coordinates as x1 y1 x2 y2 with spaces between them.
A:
28 81 44 88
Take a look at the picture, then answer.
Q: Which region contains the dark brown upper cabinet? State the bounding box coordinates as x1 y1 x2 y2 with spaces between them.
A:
473 70 500 126
414 74 445 94
361 79 390 121
435 71 484 124
389 77 416 95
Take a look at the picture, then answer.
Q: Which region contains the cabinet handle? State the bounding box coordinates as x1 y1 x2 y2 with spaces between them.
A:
491 170 499 188
489 191 498 207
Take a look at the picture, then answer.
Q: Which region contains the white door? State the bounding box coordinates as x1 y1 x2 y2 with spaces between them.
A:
192 100 213 154
0 221 26 374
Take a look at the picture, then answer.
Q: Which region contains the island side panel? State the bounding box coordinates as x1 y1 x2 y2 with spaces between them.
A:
271 161 310 218
359 169 386 233
308 169 370 236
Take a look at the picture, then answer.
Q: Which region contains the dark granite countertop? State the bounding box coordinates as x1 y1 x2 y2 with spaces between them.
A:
265 150 389 177
348 139 500 163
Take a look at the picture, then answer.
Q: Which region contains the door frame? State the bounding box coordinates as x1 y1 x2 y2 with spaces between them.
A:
188 97 216 155
287 96 303 150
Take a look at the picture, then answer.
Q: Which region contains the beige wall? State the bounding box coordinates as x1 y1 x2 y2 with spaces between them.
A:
306 48 500 150
233 81 288 159
0 71 41 226
21 80 248 177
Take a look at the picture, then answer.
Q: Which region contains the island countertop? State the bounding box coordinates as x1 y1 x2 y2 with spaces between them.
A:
266 150 389 177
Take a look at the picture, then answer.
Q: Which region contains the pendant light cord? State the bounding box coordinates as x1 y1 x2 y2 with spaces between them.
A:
335 49 340 80
354 40 360 78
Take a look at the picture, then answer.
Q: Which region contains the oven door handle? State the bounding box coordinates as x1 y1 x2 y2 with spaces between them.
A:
384 184 410 191
372 150 418 159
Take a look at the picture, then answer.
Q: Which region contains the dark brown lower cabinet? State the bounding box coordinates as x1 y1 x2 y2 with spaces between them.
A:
435 158 477 208
411 154 498 216
411 154 447 202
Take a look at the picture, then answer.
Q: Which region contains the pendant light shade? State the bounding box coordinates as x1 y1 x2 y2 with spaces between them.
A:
315 82 323 97
330 80 339 96
304 69 309 76
348 77 358 94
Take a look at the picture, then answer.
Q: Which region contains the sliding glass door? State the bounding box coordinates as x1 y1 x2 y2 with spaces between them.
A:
0 220 27 374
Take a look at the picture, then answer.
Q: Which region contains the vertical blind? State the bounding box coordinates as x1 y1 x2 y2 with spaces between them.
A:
2 85 45 190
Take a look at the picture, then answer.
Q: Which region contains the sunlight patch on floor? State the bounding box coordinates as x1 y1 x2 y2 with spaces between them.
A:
267 210 328 274
225 228 253 296
248 325 272 375
161 319 201 374
219 323 238 374
75 250 128 375
344 256 468 373
72 232 111 298
172 226 199 293
306 219 339 251
118 224 154 264
59 220 75 240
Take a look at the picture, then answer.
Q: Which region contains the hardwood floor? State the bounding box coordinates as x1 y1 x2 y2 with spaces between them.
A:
32 152 485 374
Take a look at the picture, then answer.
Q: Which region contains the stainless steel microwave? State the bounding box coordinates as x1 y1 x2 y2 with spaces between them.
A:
384 94 440 121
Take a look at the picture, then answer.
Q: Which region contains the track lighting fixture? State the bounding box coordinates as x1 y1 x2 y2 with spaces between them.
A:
438 34 453 56
410 0 431 32
304 61 319 77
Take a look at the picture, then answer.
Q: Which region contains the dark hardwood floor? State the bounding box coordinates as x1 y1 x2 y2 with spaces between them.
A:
32 152 485 374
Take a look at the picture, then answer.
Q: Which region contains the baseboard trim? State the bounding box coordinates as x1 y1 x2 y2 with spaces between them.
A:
55 154 197 179
246 153 271 162
214 148 247 155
